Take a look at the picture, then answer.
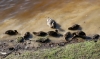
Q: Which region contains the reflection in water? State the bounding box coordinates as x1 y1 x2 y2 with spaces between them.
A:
0 0 63 20
0 0 100 21
0 0 35 20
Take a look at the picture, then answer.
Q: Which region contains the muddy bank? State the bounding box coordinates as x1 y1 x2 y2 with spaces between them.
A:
0 29 99 58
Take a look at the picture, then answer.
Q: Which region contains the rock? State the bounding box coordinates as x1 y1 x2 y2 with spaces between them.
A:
47 17 57 29
5 30 18 35
93 34 99 39
0 52 7 55
58 42 66 46
9 40 14 42
68 24 81 30
17 37 24 43
64 32 71 40
8 47 15 51
24 32 31 40
36 38 50 43
33 31 47 36
92 34 99 42
48 30 58 37
72 31 86 39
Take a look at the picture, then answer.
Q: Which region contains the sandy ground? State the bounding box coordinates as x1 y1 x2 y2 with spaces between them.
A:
0 0 100 42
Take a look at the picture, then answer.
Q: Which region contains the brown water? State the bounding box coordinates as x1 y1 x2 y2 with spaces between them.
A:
0 0 100 39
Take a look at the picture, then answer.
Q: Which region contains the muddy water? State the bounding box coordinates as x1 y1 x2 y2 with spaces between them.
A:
0 0 100 40
0 0 68 20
